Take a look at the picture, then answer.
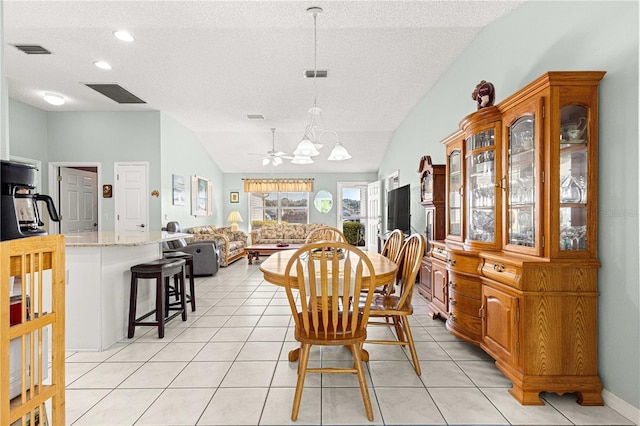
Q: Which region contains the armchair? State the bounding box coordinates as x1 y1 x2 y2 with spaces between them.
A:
164 222 220 276
187 225 248 267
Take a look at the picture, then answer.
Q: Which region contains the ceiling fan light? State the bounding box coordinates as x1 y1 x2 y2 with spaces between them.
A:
291 155 314 165
273 156 283 166
262 158 270 166
294 138 320 157
328 142 352 161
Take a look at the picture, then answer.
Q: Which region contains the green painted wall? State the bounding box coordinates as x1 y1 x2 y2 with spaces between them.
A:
380 0 639 410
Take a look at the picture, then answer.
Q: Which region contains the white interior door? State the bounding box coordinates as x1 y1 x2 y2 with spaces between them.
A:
367 180 381 252
59 167 98 233
115 162 149 232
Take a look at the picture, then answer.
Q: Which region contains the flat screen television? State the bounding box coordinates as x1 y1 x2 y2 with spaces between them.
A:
387 184 411 234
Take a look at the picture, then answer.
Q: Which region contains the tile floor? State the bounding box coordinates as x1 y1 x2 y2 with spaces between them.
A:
62 261 636 425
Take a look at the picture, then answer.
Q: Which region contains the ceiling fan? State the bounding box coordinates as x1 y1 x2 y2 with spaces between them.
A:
250 128 293 166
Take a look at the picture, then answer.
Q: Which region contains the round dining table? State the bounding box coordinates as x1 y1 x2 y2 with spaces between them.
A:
259 248 399 362
259 248 398 289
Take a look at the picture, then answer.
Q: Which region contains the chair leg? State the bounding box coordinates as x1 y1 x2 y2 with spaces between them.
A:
179 269 188 321
127 272 138 338
402 316 421 376
291 343 311 421
156 275 165 338
351 342 374 421
187 260 196 311
392 315 405 342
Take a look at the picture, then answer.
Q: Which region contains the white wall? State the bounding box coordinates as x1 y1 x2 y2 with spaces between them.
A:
380 0 639 410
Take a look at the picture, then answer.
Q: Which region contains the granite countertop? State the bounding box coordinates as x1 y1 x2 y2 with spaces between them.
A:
64 231 192 247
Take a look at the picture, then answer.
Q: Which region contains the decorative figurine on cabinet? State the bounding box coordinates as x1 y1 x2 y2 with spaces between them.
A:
472 80 495 109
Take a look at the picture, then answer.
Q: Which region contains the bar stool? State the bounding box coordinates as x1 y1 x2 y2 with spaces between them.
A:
163 250 196 311
128 258 187 339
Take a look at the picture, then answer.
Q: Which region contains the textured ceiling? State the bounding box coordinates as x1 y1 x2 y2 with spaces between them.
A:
3 0 523 173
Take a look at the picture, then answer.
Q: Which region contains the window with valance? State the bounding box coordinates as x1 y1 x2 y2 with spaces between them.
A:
243 178 314 224
242 178 314 193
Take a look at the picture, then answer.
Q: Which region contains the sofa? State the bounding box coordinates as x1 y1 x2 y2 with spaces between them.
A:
187 225 248 267
250 223 325 245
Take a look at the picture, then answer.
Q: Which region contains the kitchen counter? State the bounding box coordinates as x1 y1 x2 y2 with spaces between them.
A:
64 230 192 247
64 230 192 351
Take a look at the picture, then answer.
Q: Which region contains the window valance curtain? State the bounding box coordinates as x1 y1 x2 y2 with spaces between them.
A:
243 178 314 192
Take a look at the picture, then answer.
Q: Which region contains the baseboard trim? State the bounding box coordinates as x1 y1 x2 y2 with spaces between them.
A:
602 389 640 424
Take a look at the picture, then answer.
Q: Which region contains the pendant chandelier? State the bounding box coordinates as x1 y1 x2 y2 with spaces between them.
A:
293 6 351 164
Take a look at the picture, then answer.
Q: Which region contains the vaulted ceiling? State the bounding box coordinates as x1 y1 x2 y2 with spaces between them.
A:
3 1 523 173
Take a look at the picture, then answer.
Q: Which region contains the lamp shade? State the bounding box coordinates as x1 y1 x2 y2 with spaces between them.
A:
227 210 243 223
328 142 352 161
227 210 243 231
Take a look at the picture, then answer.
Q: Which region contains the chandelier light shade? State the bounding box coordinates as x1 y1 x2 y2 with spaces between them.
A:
295 6 351 164
293 138 320 157
328 141 352 161
226 210 243 231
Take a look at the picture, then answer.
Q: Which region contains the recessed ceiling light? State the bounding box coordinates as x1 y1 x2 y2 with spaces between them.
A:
43 93 65 106
113 30 134 42
94 61 112 70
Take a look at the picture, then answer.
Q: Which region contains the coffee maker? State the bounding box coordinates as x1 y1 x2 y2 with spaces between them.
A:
1 160 60 241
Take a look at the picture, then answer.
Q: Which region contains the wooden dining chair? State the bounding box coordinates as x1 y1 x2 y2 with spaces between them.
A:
283 241 377 421
365 233 424 375
304 226 347 243
377 229 404 294
381 229 404 263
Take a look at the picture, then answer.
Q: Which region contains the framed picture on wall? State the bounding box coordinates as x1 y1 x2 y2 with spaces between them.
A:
172 174 185 205
230 192 239 203
191 175 212 216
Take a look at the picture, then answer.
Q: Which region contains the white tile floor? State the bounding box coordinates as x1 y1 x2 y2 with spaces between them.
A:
63 261 636 425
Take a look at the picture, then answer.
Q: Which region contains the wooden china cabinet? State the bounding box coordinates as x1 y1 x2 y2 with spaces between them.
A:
417 156 445 301
439 71 605 406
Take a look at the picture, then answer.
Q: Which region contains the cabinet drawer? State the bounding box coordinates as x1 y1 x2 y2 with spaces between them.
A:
481 259 521 287
449 291 481 317
448 273 481 299
448 251 481 275
447 309 481 340
431 245 447 262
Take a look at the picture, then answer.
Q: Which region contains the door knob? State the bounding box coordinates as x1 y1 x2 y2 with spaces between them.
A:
137 224 146 228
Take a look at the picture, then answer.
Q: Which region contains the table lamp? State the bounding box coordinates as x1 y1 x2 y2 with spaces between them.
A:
226 210 243 231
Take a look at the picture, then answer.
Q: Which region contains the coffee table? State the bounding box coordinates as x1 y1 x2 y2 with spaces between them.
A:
245 243 303 264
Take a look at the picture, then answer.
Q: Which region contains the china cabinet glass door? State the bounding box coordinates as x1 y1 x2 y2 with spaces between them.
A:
466 129 497 246
448 150 462 239
559 105 588 251
507 115 536 250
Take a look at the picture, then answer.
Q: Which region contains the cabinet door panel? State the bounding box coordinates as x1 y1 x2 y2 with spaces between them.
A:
482 283 519 365
431 261 448 314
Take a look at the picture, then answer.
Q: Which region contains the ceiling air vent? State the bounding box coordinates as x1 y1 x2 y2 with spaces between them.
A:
14 45 51 55
247 114 265 120
84 84 146 104
304 70 328 78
